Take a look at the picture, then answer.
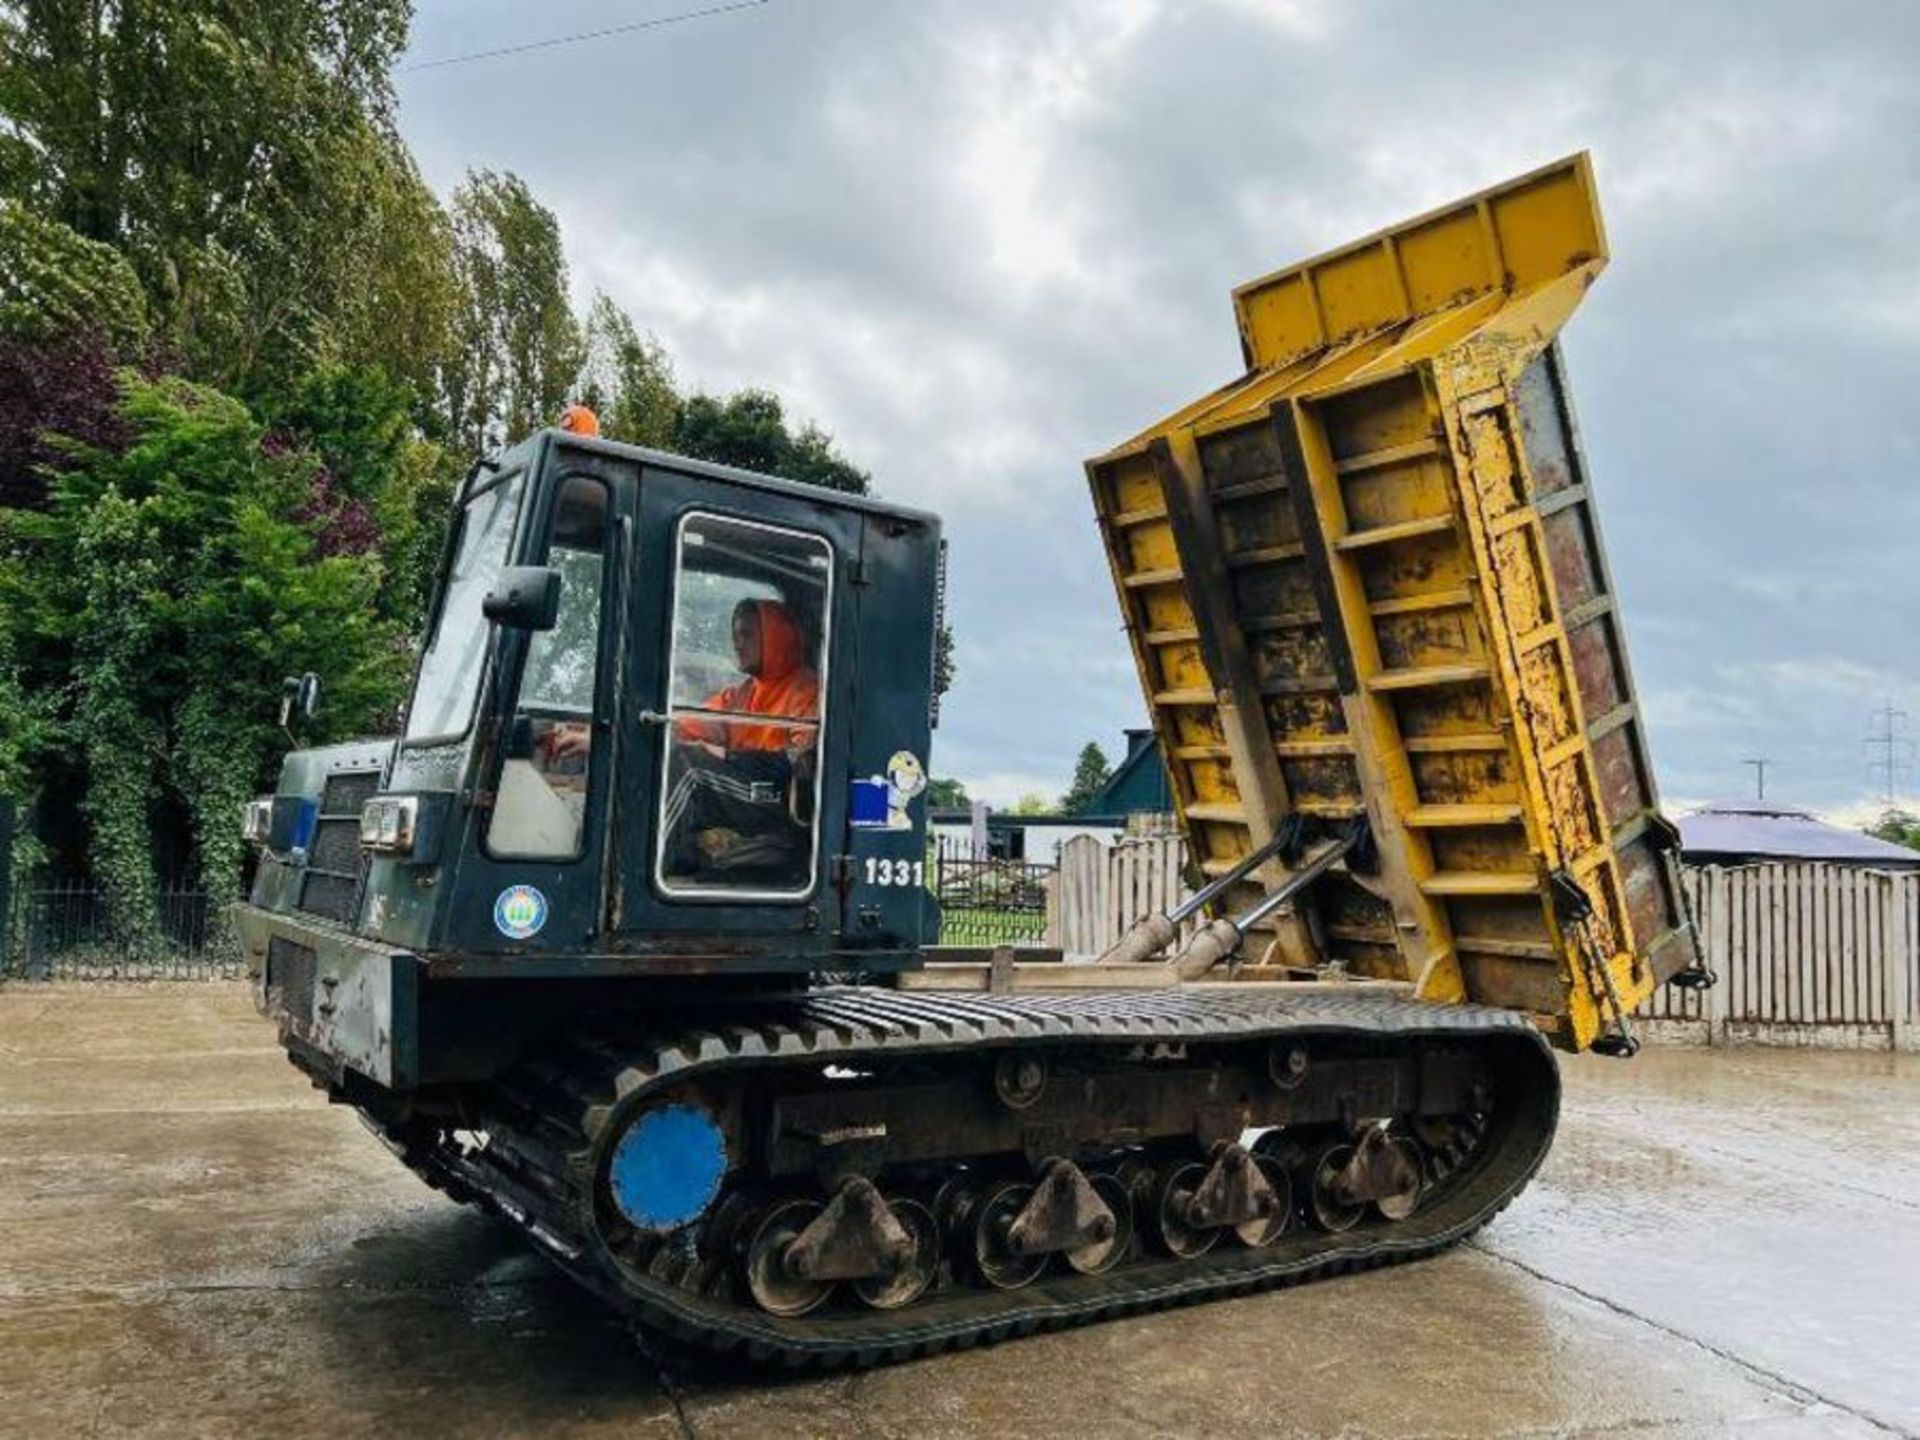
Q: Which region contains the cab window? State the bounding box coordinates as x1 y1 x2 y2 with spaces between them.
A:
656 513 832 897
486 477 610 859
406 472 523 742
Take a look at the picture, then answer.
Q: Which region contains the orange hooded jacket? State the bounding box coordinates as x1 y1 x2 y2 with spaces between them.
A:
677 600 820 753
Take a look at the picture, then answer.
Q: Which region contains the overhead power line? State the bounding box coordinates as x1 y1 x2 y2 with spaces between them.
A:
0 1 776 146
398 0 771 75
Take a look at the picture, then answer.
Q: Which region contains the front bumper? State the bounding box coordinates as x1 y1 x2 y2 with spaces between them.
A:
233 902 420 1090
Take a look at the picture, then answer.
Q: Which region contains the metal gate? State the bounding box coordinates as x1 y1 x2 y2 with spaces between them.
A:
2 878 242 981
930 837 1054 948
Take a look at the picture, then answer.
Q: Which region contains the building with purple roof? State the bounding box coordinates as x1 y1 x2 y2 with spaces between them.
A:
1678 800 1920 869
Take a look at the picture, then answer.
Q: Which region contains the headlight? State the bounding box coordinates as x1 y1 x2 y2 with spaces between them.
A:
359 795 419 855
242 798 273 845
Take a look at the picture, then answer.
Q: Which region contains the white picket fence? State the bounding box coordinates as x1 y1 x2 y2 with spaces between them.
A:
1644 863 1916 1050
1047 834 1197 959
1047 837 1919 1051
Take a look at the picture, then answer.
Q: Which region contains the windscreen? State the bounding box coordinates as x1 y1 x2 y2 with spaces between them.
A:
406 473 523 741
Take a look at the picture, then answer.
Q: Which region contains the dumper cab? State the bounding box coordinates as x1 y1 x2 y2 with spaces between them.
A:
235 432 943 1088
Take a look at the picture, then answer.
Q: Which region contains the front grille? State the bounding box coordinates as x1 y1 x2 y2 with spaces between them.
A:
299 871 361 924
322 770 381 818
309 816 361 875
296 769 380 926
266 936 317 1017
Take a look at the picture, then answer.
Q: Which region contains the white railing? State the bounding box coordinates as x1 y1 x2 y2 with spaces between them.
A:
1047 838 1919 1050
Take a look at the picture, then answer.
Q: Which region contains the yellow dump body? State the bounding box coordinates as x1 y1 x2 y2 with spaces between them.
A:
1087 155 1698 1051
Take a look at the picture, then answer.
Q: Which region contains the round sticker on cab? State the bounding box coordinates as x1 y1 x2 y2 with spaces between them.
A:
493 884 549 941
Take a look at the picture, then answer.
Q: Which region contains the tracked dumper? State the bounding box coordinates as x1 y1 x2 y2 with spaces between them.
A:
236 154 1701 1367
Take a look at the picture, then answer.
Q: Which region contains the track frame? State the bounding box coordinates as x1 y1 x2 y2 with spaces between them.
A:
356 986 1559 1368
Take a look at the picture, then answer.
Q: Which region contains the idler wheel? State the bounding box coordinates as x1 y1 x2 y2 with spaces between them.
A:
1232 1155 1293 1248
969 1180 1047 1289
1063 1173 1133 1275
1268 1042 1310 1090
1151 1162 1219 1260
992 1052 1048 1111
1308 1144 1364 1233
853 1198 940 1311
743 1199 832 1316
1373 1137 1426 1221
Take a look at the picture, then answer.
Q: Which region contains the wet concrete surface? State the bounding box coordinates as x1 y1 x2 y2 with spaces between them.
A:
0 983 1914 1439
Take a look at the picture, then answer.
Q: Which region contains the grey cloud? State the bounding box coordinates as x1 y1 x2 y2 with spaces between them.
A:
401 0 1920 811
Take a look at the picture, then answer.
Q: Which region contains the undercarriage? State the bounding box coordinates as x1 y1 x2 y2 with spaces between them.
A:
342 985 1559 1368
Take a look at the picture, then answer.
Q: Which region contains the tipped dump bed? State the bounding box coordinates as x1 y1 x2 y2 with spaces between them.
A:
1087 154 1698 1051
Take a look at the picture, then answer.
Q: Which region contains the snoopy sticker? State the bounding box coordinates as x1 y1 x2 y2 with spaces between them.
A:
851 750 927 831
883 751 927 830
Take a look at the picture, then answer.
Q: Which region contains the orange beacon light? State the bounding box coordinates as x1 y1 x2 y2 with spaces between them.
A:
558 404 601 437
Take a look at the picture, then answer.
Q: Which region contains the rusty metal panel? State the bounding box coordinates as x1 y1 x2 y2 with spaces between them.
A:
1087 154 1699 1051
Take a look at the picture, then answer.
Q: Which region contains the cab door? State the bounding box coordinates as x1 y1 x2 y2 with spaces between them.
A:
438 448 635 957
612 466 862 948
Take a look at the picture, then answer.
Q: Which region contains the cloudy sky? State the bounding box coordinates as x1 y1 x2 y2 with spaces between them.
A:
396 0 1920 819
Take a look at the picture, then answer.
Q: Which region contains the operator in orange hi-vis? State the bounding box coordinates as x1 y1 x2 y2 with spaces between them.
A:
658 599 821 877
676 600 819 753
544 600 819 763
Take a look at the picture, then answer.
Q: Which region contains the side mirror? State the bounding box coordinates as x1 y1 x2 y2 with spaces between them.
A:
483 566 562 631
279 672 321 729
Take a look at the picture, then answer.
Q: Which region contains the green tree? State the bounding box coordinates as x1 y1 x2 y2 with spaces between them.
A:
577 291 679 449
66 490 166 943
266 363 457 629
1011 791 1053 816
443 170 583 453
1868 809 1920 850
0 201 148 349
0 608 48 901
926 777 970 809
1060 741 1113 814
674 388 869 495
934 625 956 698
0 0 418 390
0 372 407 924
321 137 459 422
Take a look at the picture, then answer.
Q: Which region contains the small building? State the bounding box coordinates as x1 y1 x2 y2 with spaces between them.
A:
1678 799 1920 869
1087 729 1174 821
928 808 1127 864
928 730 1178 863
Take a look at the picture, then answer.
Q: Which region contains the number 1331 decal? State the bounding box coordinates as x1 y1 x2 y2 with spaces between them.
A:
863 857 924 888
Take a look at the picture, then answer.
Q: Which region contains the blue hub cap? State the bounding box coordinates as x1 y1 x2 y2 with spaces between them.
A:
607 1104 729 1232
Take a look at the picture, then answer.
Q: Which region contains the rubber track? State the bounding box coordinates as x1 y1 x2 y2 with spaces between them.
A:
388 985 1560 1369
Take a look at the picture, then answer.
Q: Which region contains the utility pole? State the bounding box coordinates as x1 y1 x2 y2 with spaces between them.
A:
1862 702 1913 809
1742 757 1769 801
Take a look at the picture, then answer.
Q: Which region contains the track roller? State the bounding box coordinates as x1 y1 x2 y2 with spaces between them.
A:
1151 1163 1220 1259
969 1179 1048 1289
743 1199 833 1316
853 1199 940 1311
1065 1174 1134 1275
1308 1143 1364 1232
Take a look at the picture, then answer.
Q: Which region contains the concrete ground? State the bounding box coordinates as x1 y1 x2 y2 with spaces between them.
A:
0 986 1915 1440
